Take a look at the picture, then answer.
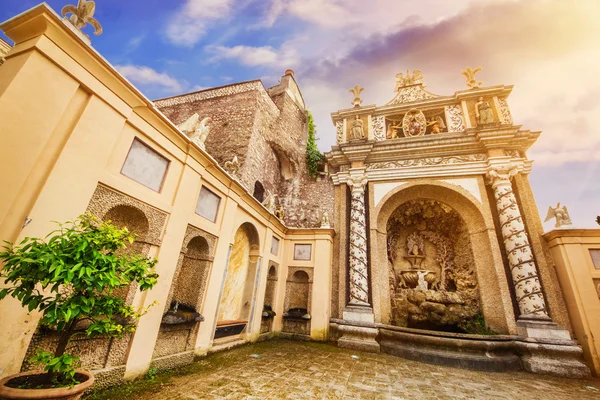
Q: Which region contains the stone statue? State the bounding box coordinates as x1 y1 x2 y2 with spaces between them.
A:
262 191 277 213
394 70 424 91
544 202 572 228
350 115 365 140
475 97 494 125
461 66 482 89
320 211 331 228
387 121 401 139
349 85 364 107
61 0 103 38
417 271 429 290
426 116 446 134
223 155 240 179
275 206 285 220
177 113 211 150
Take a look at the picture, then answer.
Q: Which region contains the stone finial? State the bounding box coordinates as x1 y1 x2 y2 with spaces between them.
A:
544 202 573 228
223 155 240 179
461 66 482 89
349 85 364 107
61 0 103 38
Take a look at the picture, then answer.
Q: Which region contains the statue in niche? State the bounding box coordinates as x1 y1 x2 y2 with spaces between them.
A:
320 211 331 228
461 66 483 89
387 121 402 139
427 116 446 134
475 97 494 125
417 271 429 290
349 85 364 107
177 113 212 150
223 155 240 179
350 115 365 140
544 202 573 228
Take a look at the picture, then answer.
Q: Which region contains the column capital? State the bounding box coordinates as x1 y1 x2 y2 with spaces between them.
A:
486 166 519 188
347 176 368 194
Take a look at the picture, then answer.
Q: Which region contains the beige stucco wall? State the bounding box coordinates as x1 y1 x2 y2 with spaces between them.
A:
0 5 333 380
543 229 600 376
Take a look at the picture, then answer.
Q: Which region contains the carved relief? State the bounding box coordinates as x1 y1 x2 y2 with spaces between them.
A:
347 177 370 306
445 104 465 132
505 150 521 158
372 116 386 141
387 200 480 330
402 109 427 137
387 70 438 105
487 167 549 317
497 97 513 124
335 120 344 144
366 154 487 170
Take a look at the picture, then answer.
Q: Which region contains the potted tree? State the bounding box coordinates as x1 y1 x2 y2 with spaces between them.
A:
0 214 158 400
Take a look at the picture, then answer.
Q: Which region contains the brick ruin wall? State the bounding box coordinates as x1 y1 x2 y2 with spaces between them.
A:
154 80 334 228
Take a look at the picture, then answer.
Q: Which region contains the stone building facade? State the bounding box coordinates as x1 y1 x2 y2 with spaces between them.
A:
155 72 334 229
1 2 600 390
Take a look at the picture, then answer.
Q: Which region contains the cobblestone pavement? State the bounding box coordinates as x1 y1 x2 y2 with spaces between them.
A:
96 340 600 400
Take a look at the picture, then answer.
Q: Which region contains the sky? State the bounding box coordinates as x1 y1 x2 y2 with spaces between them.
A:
1 0 599 229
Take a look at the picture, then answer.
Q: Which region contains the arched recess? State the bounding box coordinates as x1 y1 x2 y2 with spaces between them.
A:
261 263 278 334
253 181 265 203
23 185 168 375
370 180 515 334
282 268 313 337
153 225 216 360
215 222 261 339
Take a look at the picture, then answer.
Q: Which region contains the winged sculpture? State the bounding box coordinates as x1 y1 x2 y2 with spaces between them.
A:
62 0 103 37
177 113 211 150
544 202 572 228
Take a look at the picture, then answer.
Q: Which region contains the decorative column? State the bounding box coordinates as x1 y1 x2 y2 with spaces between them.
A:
337 175 380 353
487 167 549 319
347 176 370 307
486 169 589 378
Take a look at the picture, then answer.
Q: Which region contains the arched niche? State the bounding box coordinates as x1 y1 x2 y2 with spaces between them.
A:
261 263 279 334
282 268 313 337
215 222 261 339
253 181 265 203
371 180 516 334
153 226 216 360
24 186 168 375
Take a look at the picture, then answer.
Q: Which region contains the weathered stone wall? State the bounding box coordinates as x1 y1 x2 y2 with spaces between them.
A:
155 74 334 228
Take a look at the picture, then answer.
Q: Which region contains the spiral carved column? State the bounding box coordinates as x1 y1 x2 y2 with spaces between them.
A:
347 177 370 306
487 167 549 318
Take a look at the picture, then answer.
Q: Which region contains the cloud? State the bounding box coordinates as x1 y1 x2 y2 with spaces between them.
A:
294 0 600 166
166 0 234 47
205 43 300 68
115 64 185 93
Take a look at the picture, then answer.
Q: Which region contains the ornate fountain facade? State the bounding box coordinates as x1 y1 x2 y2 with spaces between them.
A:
326 69 590 377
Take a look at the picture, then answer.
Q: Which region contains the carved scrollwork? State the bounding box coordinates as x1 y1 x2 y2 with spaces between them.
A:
372 116 386 141
335 120 344 143
445 104 465 132
366 154 487 170
497 97 513 124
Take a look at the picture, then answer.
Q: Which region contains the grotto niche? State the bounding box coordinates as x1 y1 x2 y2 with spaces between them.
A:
387 199 483 333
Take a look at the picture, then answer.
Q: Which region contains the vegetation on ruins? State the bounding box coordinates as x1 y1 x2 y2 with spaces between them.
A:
306 110 324 178
0 214 158 388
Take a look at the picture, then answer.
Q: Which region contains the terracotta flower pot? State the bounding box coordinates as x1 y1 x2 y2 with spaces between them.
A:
0 370 94 400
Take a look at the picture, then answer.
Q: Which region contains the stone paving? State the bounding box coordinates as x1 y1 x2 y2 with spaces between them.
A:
92 340 600 400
